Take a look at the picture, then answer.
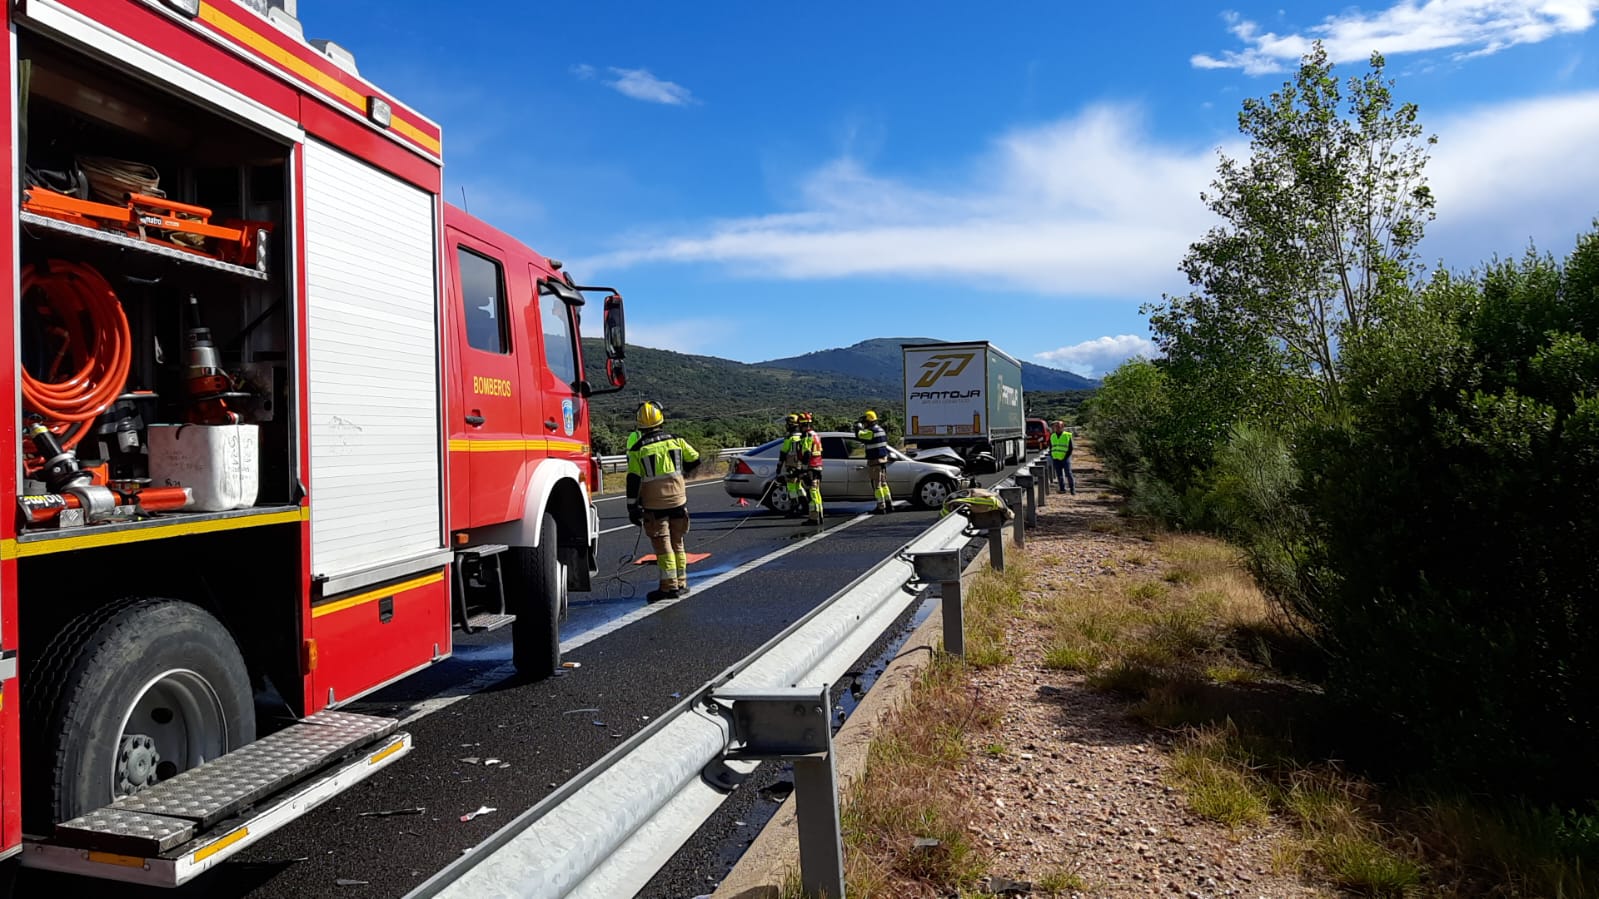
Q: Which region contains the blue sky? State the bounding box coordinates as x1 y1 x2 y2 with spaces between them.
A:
299 1 1599 376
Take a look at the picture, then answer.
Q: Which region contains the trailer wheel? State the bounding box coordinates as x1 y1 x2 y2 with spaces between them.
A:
22 598 255 828
508 512 563 680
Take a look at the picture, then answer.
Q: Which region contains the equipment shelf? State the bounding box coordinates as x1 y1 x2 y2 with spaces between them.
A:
13 504 302 557
19 210 269 282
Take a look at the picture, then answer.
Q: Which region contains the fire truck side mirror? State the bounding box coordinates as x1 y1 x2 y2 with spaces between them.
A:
603 294 626 361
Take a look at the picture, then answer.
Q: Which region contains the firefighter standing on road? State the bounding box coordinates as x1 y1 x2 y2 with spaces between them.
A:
786 412 825 524
1049 420 1076 495
856 409 893 514
627 401 702 602
778 413 807 516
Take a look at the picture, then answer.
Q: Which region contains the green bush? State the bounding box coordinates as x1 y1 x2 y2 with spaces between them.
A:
1293 224 1599 800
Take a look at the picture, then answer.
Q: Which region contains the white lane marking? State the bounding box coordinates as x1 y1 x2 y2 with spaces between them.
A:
384 511 874 727
594 480 722 503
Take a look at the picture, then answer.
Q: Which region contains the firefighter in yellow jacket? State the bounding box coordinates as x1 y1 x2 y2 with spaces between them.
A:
626 402 702 602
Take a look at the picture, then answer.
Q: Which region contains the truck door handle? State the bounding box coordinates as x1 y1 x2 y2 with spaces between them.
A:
544 418 559 430
465 414 485 426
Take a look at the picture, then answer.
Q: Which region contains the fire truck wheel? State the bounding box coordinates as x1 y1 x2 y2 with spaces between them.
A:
509 513 563 680
23 598 256 827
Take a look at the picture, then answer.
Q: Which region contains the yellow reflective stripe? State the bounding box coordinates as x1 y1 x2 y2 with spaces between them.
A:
196 4 442 155
446 438 588 453
312 572 445 619
1 507 307 560
87 851 147 868
368 738 407 766
191 826 249 863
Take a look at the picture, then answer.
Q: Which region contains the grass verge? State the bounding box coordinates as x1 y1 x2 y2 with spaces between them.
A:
827 557 1028 897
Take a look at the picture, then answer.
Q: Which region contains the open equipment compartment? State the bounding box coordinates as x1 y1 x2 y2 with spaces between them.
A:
15 29 297 542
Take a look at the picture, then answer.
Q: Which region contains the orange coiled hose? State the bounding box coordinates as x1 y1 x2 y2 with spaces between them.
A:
20 261 131 456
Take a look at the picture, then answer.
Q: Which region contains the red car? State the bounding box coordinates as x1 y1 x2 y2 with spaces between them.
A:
1026 418 1050 450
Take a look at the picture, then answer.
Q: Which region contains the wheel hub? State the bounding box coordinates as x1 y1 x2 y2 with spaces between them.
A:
118 733 161 795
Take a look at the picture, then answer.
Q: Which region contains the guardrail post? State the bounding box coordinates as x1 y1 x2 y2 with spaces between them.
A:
1037 457 1051 498
998 485 1024 548
1014 470 1036 529
719 686 845 899
913 550 965 657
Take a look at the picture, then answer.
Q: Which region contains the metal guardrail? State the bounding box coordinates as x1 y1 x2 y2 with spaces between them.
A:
599 447 750 473
403 465 1035 899
410 459 1038 898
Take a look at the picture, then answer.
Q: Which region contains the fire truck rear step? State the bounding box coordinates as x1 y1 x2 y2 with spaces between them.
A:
22 721 412 887
50 711 399 855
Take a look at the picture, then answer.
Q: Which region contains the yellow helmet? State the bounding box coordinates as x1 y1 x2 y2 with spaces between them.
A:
785 413 799 427
637 401 664 429
863 410 878 422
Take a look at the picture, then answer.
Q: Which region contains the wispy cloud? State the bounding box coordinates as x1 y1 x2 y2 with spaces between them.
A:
579 103 1225 298
1037 335 1159 378
577 90 1599 305
572 64 698 106
1193 1 1599 75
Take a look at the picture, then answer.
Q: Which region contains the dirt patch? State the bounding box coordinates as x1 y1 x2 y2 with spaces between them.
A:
952 452 1332 898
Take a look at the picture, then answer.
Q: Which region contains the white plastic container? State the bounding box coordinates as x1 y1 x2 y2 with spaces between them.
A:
148 423 260 512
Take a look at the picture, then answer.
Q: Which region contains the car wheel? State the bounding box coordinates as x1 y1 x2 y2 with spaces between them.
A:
762 480 796 514
914 475 956 510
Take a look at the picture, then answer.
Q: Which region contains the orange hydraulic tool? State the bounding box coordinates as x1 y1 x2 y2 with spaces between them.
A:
19 486 193 525
22 187 270 267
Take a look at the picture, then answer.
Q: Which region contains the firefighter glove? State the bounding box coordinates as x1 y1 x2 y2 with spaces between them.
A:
628 503 643 526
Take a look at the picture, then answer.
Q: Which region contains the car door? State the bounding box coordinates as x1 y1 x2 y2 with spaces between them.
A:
819 436 861 499
447 237 525 527
530 274 590 477
839 436 871 498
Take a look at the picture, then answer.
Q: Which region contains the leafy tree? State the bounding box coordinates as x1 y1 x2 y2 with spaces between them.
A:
1149 41 1436 420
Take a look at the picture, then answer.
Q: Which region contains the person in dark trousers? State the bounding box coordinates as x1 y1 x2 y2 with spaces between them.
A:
626 401 702 602
855 409 893 514
1049 420 1075 495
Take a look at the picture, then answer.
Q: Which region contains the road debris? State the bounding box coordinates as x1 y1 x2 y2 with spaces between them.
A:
335 878 370 887
563 707 600 715
357 807 425 818
459 806 497 822
562 661 582 669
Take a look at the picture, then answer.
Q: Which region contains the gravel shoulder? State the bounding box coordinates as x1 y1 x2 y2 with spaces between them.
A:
954 452 1333 898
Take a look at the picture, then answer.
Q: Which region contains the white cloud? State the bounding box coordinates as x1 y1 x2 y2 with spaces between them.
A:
577 90 1599 304
1037 335 1160 378
579 103 1225 297
1193 1 1599 74
569 64 698 105
603 68 697 106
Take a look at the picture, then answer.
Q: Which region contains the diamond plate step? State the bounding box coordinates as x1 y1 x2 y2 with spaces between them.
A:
465 612 514 632
54 710 398 853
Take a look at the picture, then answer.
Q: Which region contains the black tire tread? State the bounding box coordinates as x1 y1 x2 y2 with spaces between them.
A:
508 513 562 680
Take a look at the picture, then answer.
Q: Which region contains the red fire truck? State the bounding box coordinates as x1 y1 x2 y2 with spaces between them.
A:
0 0 628 886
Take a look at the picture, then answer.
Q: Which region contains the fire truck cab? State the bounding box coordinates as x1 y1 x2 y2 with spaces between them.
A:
0 0 626 886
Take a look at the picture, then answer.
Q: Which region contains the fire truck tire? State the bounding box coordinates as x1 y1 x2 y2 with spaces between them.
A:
22 598 256 828
509 513 563 680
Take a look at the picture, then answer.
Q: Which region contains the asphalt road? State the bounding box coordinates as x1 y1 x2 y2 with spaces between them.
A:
18 467 1014 899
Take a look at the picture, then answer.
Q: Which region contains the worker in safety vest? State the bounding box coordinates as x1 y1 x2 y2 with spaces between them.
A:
626 402 702 601
856 409 893 514
788 412 825 524
777 413 807 516
1049 420 1075 495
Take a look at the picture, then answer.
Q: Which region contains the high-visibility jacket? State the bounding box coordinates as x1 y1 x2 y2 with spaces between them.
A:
1049 430 1074 460
857 422 889 463
783 430 823 470
627 429 701 509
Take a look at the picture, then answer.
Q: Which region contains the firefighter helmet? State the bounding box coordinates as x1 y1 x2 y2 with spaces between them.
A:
785 413 799 427
637 401 665 429
863 410 878 422
798 412 814 426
